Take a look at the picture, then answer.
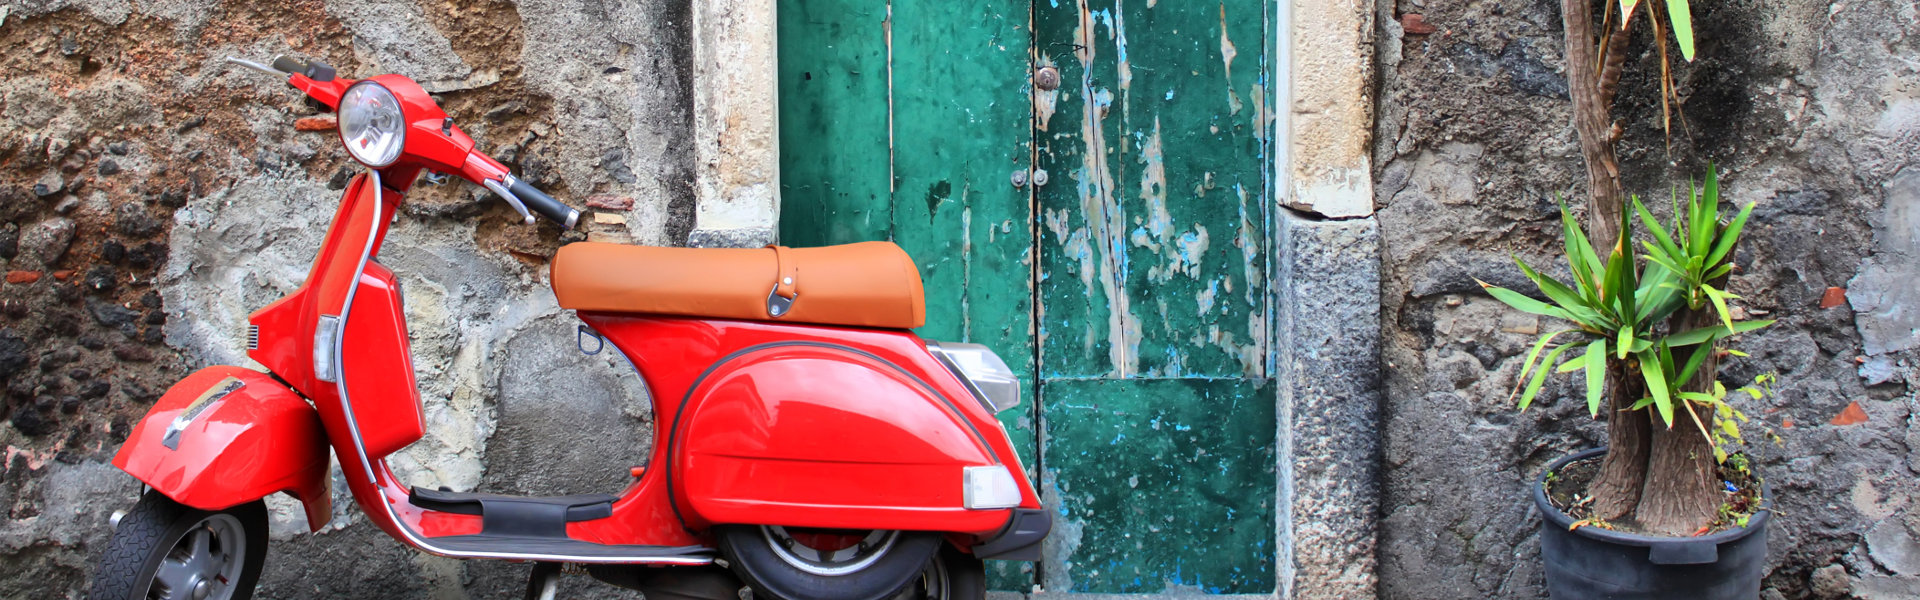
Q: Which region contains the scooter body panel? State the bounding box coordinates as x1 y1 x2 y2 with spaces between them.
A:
577 314 1041 540
113 366 333 531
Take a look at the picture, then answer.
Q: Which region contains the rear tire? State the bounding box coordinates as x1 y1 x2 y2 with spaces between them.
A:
718 525 940 600
895 544 985 600
90 491 268 600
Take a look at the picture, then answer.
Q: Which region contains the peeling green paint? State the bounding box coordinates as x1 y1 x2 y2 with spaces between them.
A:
1035 0 1268 380
780 0 1274 592
1034 0 1274 592
1041 379 1276 593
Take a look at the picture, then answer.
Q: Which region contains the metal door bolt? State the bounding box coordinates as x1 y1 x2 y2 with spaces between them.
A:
1010 170 1028 188
1034 67 1061 91
1031 169 1049 187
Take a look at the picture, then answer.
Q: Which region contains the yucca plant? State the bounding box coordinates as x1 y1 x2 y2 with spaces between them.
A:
1481 169 1770 535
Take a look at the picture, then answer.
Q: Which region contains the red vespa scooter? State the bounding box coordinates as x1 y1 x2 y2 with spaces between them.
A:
90 56 1049 600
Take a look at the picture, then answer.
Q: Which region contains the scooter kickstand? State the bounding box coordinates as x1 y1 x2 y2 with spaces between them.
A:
525 562 562 600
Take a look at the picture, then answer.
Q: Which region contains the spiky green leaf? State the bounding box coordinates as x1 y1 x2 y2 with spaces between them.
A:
1585 339 1607 417
1637 198 1686 260
1511 330 1578 408
1481 281 1576 322
1516 256 1607 328
1639 350 1674 427
1666 0 1696 61
1520 344 1577 411
1706 201 1756 270
1701 284 1736 330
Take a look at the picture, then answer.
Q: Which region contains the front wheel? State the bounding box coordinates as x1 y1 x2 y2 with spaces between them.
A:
717 525 941 600
90 491 268 600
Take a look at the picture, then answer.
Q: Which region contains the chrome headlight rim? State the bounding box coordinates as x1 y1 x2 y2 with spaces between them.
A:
337 80 407 168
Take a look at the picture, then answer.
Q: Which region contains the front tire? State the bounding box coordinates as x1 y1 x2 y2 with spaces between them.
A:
90 491 268 600
718 525 940 600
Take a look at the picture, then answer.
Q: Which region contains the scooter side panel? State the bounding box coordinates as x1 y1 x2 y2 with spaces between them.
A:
570 315 1043 544
676 344 1006 532
113 366 334 532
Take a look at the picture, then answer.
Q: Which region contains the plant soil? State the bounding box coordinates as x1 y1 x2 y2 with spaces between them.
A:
1545 453 1764 535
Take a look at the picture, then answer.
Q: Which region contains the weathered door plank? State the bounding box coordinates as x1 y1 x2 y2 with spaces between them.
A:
1033 0 1275 592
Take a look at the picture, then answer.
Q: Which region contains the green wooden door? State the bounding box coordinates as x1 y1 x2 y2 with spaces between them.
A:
780 0 1273 593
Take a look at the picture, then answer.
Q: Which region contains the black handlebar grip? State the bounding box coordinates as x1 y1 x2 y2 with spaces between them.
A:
508 179 581 230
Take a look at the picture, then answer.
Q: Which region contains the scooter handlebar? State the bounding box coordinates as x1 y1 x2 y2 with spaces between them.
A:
508 178 581 230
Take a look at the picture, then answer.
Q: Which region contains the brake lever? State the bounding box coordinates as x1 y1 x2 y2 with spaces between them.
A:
481 178 538 225
225 56 290 78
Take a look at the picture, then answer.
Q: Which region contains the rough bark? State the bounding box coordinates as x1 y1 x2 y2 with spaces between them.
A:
1562 0 1627 246
1596 17 1632 109
1637 278 1734 535
1590 365 1652 521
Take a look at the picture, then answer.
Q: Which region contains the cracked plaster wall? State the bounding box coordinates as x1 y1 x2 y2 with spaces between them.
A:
0 0 710 597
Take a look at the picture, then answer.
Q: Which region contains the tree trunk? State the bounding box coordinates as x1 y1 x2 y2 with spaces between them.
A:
1636 414 1721 534
1563 0 1649 523
1589 364 1651 521
1637 279 1734 535
1561 0 1626 246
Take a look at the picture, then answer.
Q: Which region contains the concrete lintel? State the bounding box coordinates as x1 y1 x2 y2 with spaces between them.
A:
1274 208 1381 599
1277 0 1376 219
690 0 780 247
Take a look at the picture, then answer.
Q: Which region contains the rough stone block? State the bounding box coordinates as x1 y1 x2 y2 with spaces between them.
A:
1274 209 1381 599
1849 168 1920 355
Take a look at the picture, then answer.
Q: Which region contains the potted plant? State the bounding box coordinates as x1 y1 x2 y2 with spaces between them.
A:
1479 169 1777 598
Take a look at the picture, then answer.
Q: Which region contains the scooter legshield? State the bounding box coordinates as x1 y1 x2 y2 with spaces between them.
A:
114 366 334 532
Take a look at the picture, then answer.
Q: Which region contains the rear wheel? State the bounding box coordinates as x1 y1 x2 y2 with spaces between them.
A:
718 525 940 600
895 544 985 600
90 491 268 600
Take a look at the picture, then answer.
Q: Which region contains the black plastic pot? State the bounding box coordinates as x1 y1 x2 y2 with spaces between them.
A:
1534 448 1771 599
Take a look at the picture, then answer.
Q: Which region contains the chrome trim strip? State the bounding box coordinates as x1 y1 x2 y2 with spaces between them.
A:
335 172 715 565
332 173 384 486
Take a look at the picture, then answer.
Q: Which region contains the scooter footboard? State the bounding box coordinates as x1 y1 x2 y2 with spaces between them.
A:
113 366 333 531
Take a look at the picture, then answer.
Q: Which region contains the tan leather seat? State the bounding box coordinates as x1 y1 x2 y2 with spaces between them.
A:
550 241 926 329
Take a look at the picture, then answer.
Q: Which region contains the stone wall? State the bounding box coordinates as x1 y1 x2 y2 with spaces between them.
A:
0 0 695 597
1372 0 1920 597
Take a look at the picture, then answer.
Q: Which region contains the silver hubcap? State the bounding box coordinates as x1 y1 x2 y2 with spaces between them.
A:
148 513 246 600
761 526 900 576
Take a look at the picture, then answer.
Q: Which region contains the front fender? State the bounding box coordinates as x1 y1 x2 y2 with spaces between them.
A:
113 366 333 531
674 343 1011 534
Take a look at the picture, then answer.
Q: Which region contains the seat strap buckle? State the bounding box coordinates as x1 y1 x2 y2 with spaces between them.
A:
766 245 799 318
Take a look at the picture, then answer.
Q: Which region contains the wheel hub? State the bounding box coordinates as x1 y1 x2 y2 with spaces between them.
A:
761 526 901 576
150 514 246 600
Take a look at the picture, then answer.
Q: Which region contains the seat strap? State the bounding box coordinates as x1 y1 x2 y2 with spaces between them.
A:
766 245 799 318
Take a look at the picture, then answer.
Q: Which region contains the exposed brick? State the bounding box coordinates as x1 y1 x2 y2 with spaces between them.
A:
1820 286 1848 309
5 271 41 284
585 194 634 210
1831 401 1868 426
1400 13 1438 35
294 116 338 132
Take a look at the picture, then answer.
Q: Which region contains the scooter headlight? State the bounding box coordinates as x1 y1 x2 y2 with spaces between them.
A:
338 81 406 167
928 342 1020 414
